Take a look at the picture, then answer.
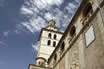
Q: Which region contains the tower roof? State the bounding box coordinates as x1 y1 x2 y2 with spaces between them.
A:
45 19 58 31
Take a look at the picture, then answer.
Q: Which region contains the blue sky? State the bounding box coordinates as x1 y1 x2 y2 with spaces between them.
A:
0 0 81 69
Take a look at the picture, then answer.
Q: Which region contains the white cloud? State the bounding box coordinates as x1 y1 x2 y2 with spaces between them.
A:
21 6 34 15
30 0 64 9
22 16 46 33
65 3 77 14
75 0 81 4
14 23 33 34
20 0 64 15
0 41 7 48
20 0 81 33
3 31 9 37
14 30 20 34
32 42 38 52
44 12 53 20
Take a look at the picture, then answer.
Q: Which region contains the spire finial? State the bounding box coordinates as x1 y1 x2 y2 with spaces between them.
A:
45 19 58 31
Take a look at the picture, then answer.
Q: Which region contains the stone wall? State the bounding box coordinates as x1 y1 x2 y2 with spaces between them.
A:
48 0 104 69
82 4 104 69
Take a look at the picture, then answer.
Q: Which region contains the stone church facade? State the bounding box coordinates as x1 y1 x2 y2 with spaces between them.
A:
28 0 104 69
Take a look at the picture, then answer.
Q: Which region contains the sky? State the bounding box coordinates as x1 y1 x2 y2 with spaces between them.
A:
0 0 81 69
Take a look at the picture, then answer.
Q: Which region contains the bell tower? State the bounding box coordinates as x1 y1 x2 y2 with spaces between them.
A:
36 20 63 66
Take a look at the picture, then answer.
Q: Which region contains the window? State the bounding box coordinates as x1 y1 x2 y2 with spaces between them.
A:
48 33 51 38
83 3 93 17
61 42 65 52
53 41 56 47
54 34 57 39
39 62 41 65
47 40 51 45
70 25 76 37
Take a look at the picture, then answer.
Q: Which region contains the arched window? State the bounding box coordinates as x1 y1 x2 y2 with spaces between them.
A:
54 34 57 39
70 25 76 37
39 62 41 65
53 41 56 47
61 42 65 52
48 33 51 38
83 3 93 17
47 40 51 45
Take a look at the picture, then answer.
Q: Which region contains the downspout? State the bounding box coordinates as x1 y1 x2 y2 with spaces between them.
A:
95 0 104 27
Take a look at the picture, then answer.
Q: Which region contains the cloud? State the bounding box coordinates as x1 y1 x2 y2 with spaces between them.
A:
32 42 38 52
15 24 30 34
0 41 7 48
14 30 20 34
44 12 53 20
19 0 81 33
22 16 47 33
65 3 77 13
21 6 34 15
21 0 64 15
3 31 9 37
29 0 64 9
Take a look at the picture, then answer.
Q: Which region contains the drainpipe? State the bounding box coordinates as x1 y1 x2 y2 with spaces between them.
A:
95 0 104 27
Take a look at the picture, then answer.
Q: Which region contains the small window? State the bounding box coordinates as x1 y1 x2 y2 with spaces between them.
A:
39 62 41 65
83 3 93 17
48 33 51 38
70 25 76 37
54 34 57 39
47 40 51 45
61 42 65 52
53 41 56 47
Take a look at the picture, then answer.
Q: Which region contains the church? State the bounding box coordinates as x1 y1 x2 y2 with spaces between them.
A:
28 0 104 69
